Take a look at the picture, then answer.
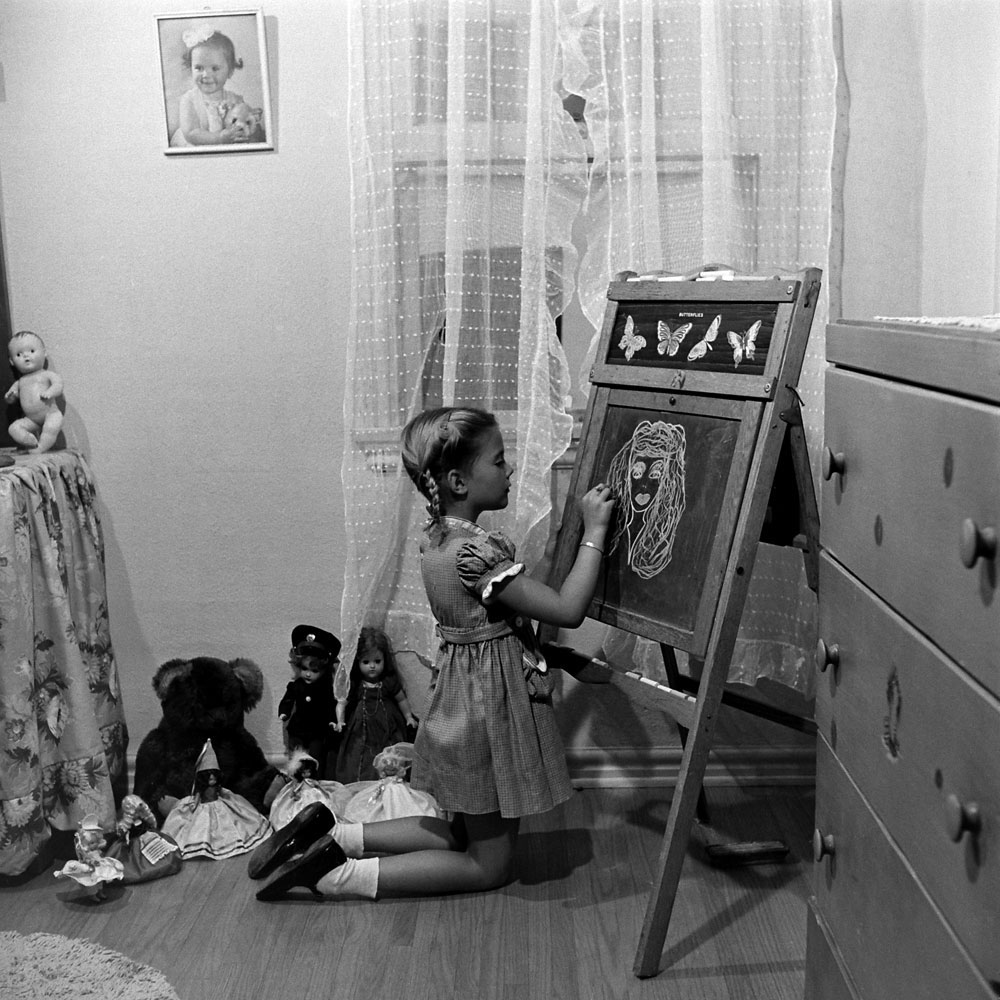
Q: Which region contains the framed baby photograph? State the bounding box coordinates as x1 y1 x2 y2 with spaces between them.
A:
156 8 274 154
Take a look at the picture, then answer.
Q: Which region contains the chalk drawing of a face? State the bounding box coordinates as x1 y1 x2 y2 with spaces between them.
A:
606 420 687 580
630 457 665 512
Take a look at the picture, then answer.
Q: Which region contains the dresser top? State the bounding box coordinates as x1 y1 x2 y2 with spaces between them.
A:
828 319 1000 404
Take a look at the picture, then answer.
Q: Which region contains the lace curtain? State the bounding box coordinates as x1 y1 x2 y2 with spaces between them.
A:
342 0 836 699
564 0 836 695
339 0 587 697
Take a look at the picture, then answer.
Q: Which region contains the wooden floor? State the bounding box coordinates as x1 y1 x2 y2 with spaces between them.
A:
2 784 816 1000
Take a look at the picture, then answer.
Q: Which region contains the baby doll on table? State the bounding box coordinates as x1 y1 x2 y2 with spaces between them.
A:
279 625 341 777
5 330 63 452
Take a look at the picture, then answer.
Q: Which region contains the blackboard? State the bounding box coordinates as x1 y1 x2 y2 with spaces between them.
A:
566 388 759 656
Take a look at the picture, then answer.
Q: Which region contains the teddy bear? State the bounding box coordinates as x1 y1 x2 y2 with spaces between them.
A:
132 657 278 826
223 102 265 143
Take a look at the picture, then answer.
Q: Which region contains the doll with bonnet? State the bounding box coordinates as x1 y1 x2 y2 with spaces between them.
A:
53 814 124 902
161 739 270 859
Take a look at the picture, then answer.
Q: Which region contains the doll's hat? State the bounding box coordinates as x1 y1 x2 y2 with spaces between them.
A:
291 625 341 662
195 739 220 774
283 748 319 778
80 813 102 832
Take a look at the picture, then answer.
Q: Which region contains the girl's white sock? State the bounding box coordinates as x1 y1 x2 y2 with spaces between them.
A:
332 821 364 858
316 857 379 899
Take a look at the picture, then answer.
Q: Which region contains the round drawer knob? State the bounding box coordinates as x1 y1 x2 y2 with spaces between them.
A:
959 518 997 569
812 828 836 862
815 638 840 673
944 793 981 842
822 447 846 481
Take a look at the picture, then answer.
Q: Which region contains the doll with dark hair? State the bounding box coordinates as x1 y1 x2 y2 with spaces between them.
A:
262 749 350 831
334 627 417 783
279 625 341 776
161 739 270 859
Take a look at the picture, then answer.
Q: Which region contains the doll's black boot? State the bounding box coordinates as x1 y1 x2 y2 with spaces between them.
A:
255 834 346 901
247 802 335 880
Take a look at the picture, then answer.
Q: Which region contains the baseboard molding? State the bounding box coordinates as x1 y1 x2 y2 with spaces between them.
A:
128 744 816 792
566 744 816 788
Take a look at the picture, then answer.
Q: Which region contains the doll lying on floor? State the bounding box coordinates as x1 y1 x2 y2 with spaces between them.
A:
162 739 271 860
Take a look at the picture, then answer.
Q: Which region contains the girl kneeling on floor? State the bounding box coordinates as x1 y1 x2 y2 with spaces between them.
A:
255 405 613 902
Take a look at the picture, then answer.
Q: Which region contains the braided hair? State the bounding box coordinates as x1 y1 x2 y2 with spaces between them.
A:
400 406 498 530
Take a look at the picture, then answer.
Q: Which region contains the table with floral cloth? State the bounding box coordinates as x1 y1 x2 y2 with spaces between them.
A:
0 450 127 878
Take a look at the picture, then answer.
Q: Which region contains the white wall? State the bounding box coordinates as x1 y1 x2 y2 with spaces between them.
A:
919 0 1000 314
839 0 1000 319
0 0 352 753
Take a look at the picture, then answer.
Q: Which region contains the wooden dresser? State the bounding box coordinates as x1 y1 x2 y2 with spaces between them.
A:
805 319 1000 999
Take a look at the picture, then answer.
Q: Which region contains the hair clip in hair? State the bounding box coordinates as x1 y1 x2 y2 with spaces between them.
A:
437 418 451 442
182 25 218 49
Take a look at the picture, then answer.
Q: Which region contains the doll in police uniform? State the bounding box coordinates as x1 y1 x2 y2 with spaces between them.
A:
278 625 341 777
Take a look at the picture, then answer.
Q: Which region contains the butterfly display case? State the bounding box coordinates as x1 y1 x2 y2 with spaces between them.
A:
591 272 807 398
807 318 1000 999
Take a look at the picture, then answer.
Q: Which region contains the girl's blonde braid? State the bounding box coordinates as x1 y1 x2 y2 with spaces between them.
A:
422 470 442 526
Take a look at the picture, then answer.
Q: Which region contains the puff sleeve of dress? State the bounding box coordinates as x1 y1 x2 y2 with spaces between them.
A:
455 531 525 604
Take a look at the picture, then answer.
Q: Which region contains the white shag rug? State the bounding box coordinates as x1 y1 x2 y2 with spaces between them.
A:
0 931 181 1000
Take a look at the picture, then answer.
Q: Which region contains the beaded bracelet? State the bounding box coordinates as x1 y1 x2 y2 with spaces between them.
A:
579 540 604 555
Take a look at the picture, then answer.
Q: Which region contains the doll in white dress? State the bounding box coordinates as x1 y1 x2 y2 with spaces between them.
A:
264 750 351 831
341 743 443 824
54 814 124 902
161 739 270 859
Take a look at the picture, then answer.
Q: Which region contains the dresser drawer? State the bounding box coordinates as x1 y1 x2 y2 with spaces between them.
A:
816 554 1000 981
821 368 999 696
812 740 997 1000
804 903 860 1000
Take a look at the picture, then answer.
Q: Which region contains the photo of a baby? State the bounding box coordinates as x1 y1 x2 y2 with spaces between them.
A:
156 10 273 154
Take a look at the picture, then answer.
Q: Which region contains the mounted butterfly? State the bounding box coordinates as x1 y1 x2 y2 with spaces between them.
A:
726 320 761 368
686 315 721 362
656 321 692 357
619 315 646 362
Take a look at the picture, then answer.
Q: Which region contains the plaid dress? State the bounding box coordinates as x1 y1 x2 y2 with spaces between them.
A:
412 517 573 818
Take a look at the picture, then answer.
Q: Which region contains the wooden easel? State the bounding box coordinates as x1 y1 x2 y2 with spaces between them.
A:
544 267 822 978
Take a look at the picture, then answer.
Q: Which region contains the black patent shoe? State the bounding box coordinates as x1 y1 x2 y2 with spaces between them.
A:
255 834 347 901
247 802 335 880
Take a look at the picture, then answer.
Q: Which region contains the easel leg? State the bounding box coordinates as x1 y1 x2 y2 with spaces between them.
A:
633 688 722 978
661 645 711 825
635 647 793 977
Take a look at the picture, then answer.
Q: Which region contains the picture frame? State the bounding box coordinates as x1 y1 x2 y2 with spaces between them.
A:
155 8 273 155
